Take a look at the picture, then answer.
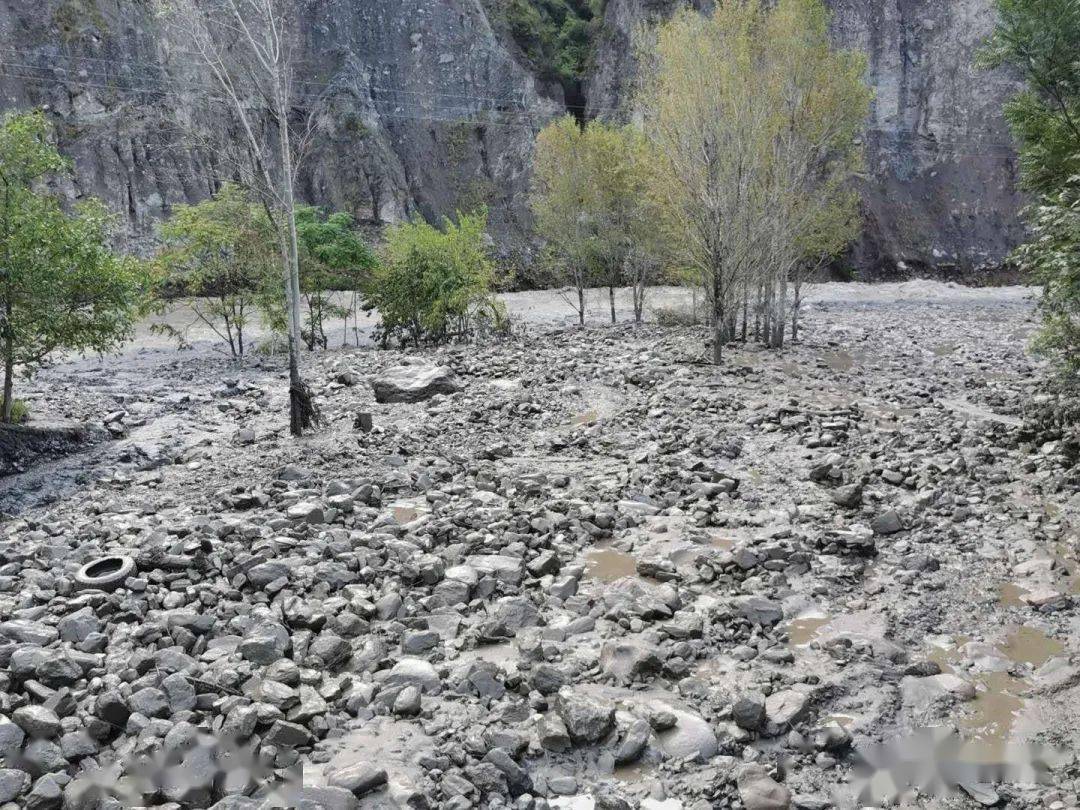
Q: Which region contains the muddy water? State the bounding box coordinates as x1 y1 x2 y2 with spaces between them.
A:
822 351 855 372
710 534 735 551
392 505 420 524
1001 625 1064 667
571 409 599 426
959 671 1029 763
999 582 1030 608
584 548 639 581
927 624 1062 763
786 614 831 646
611 761 658 783
932 343 958 357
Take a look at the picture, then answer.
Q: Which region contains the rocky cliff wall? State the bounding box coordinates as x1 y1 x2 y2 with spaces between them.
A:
587 0 1028 275
0 0 1026 275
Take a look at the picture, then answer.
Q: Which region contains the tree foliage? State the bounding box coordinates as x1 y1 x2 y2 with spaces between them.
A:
490 0 604 87
364 211 505 346
980 0 1080 195
982 0 1080 386
531 115 666 324
0 111 143 423
155 183 277 358
1016 178 1080 379
638 0 869 358
294 206 377 350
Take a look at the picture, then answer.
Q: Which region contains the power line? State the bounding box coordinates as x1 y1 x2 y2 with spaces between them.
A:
0 52 1024 154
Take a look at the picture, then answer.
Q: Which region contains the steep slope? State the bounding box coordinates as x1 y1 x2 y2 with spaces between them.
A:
587 0 1027 275
0 0 1027 274
0 0 561 247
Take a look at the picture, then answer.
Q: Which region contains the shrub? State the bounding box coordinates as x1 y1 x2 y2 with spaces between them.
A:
364 210 506 346
154 184 277 358
1 111 144 423
294 206 378 350
8 400 29 425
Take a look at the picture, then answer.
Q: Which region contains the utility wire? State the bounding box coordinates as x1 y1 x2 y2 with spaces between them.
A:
0 54 1023 153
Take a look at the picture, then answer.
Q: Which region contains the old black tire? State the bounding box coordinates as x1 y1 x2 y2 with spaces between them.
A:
75 556 135 591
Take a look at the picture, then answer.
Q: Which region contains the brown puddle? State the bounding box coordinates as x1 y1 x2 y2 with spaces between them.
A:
999 582 1030 608
822 351 855 372
710 535 735 551
392 505 420 524
927 626 1060 764
786 614 831 646
571 409 599 426
612 761 658 783
584 548 639 581
959 671 1029 763
1001 625 1063 667
932 343 958 357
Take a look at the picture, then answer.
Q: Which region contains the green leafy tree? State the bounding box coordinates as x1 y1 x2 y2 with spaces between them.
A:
294 206 377 350
981 0 1080 385
0 111 143 423
531 115 665 324
155 183 277 358
638 0 869 359
365 210 505 346
980 0 1080 195
1016 179 1080 378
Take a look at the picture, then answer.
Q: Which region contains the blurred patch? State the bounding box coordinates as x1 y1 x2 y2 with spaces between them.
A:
851 727 1069 804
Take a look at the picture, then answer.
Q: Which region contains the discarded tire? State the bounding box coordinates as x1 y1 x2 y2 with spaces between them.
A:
75 556 135 591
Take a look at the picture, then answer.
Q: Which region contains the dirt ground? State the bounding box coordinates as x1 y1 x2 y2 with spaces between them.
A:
0 281 1077 810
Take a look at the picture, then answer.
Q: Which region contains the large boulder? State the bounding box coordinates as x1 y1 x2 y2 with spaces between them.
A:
372 365 461 403
554 689 616 744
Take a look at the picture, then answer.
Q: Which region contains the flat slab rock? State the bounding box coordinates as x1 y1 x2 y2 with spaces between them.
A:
372 365 461 403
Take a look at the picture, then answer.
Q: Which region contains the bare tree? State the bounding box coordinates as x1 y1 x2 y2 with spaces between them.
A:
161 0 320 435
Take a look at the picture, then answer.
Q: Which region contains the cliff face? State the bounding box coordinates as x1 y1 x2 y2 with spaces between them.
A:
0 0 1026 274
588 0 1028 275
0 0 560 249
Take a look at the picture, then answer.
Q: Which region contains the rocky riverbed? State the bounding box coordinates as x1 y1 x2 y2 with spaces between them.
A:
0 283 1078 810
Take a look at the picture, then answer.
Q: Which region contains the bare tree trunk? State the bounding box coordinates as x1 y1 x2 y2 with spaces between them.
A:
712 262 723 364
275 80 319 436
577 281 585 327
609 285 616 324
1 306 13 423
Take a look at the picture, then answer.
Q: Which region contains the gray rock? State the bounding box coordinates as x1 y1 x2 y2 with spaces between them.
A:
735 596 784 626
372 365 461 403
393 685 422 716
600 639 662 683
737 764 791 810
871 509 903 535
162 672 197 712
326 762 388 797
554 689 615 744
614 719 650 764
57 608 101 643
0 769 27 802
12 705 60 739
238 623 291 664
263 720 311 749
537 714 571 752
128 687 169 718
733 694 767 731
381 659 441 694
765 690 809 732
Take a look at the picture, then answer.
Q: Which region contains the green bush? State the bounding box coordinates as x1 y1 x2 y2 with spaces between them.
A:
364 210 507 346
8 400 29 424
493 0 603 85
1016 178 1080 383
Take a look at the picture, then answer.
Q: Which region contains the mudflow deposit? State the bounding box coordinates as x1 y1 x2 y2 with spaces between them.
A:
1 282 1079 810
